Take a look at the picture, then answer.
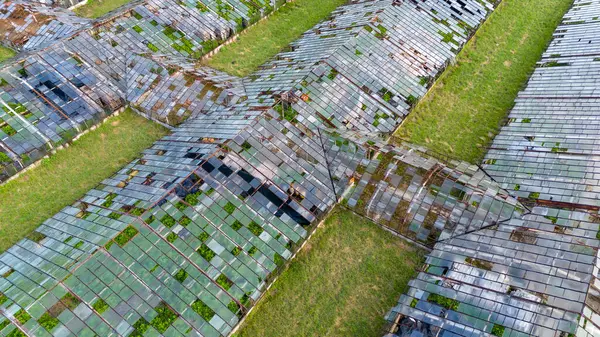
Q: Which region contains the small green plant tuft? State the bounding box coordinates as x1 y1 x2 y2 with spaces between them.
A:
223 202 236 215
161 214 176 227
39 312 60 331
132 318 150 336
93 299 109 315
198 244 216 261
179 216 191 226
174 269 188 283
427 293 459 311
114 226 138 247
231 220 243 231
167 232 178 243
491 324 505 336
216 274 234 290
198 231 209 242
192 299 215 321
14 309 31 324
248 221 263 236
150 302 178 333
248 246 258 256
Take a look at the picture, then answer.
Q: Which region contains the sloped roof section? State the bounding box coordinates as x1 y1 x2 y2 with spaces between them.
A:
385 1 600 336
0 51 242 182
0 0 498 183
322 129 522 247
0 1 90 50
386 207 600 337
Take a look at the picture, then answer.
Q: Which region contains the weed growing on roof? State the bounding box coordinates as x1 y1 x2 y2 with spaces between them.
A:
0 319 9 331
273 103 298 123
130 207 145 216
223 202 236 214
228 300 241 315
179 216 191 227
0 152 11 163
247 221 263 236
147 43 159 52
192 299 215 321
491 324 505 336
161 214 176 227
232 246 242 256
61 292 81 310
7 328 26 337
14 309 31 324
102 193 117 207
174 269 188 283
216 274 233 291
241 141 252 151
197 244 216 261
464 257 493 270
92 299 109 315
1 124 16 136
26 231 46 243
150 302 178 333
184 191 202 205
248 246 258 256
231 220 243 231
410 298 418 308
38 312 59 331
114 226 138 246
427 293 459 311
198 232 209 242
131 318 150 337
167 232 177 243
274 253 284 267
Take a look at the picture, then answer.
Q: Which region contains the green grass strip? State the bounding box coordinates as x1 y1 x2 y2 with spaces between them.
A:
0 46 15 63
205 0 348 77
74 0 133 18
395 0 573 163
235 208 423 336
0 108 169 253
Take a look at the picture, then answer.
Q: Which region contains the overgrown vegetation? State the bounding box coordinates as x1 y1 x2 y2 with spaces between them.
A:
0 46 15 63
395 0 573 163
235 208 423 336
92 299 109 314
427 293 460 311
150 302 178 333
114 226 138 247
206 0 348 77
74 0 133 18
192 299 215 321
0 109 169 253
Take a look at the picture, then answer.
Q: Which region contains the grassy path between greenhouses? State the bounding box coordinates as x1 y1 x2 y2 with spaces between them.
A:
234 208 423 337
